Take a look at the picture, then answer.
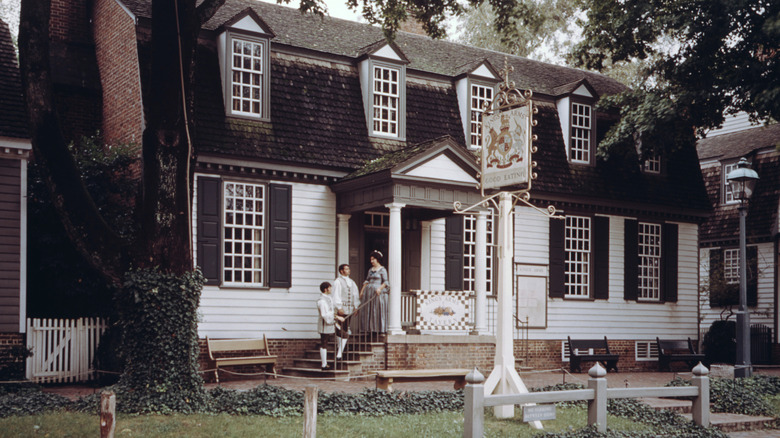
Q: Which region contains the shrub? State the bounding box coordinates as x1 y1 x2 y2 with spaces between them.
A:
703 320 736 365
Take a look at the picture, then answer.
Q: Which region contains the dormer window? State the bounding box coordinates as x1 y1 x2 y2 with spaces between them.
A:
231 38 265 117
373 65 400 136
217 11 274 121
470 83 493 148
570 102 592 163
555 80 598 165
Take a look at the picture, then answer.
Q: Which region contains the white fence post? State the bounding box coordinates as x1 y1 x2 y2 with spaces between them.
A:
692 362 710 427
463 368 485 438
587 363 608 433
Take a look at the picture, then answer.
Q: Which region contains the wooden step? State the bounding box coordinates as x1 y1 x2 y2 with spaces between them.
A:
682 412 776 432
293 357 361 370
284 366 350 381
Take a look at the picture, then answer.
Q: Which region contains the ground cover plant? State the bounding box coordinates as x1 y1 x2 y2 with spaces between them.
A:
2 377 778 437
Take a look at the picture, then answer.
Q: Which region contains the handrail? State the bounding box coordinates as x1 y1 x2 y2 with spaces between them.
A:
333 291 384 372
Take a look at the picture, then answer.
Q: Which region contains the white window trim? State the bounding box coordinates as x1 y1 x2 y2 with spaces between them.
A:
724 248 740 285
469 82 494 149
723 162 739 204
361 58 406 140
637 222 662 301
221 31 271 121
565 215 591 298
222 180 267 287
643 155 661 173
570 102 592 164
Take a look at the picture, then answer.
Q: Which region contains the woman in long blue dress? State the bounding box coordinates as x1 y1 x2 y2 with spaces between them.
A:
360 251 389 333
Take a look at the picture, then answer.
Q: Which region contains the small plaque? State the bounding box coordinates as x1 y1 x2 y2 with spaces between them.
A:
523 404 556 422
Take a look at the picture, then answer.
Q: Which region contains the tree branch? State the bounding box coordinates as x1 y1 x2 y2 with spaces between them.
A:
196 0 227 26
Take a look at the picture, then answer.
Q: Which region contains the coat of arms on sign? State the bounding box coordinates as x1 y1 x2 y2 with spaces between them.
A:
486 111 526 169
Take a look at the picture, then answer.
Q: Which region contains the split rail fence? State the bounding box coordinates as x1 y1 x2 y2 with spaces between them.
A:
26 318 107 383
463 363 711 437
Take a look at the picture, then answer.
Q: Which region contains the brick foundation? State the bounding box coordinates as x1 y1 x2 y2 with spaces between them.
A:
197 335 699 380
0 332 26 380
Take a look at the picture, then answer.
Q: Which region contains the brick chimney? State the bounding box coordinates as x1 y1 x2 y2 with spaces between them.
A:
399 9 427 36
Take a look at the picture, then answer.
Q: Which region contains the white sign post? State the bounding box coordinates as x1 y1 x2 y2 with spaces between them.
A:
454 61 560 426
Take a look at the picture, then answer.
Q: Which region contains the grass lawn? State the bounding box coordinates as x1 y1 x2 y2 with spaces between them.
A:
0 407 652 438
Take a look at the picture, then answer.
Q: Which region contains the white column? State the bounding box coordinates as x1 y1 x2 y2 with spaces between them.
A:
483 192 536 424
473 210 488 335
386 202 405 335
337 214 351 267
421 221 431 290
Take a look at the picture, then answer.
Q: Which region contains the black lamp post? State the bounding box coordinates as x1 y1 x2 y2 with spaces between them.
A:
726 157 759 378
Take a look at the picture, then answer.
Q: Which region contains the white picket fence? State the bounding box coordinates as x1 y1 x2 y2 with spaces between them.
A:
26 318 107 383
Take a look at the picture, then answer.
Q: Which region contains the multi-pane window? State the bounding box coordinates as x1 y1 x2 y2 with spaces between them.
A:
723 248 740 284
231 38 264 117
223 182 265 286
638 223 662 300
723 162 738 204
372 66 399 136
470 84 493 148
565 216 591 297
643 155 661 173
570 103 592 163
463 211 494 294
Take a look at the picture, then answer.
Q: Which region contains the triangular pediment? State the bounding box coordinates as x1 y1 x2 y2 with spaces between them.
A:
393 137 479 184
221 8 274 37
357 40 409 63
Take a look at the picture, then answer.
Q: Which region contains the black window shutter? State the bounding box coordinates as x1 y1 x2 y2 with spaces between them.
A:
623 219 638 301
268 184 292 288
662 223 678 302
549 218 565 298
197 177 221 285
593 216 609 300
747 246 758 306
445 215 464 290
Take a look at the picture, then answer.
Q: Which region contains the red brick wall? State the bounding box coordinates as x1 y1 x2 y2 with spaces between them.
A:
386 342 495 370
93 0 144 147
50 0 91 43
0 332 26 378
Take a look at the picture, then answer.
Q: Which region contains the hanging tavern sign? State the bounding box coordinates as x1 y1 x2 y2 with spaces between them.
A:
479 59 535 193
481 105 532 189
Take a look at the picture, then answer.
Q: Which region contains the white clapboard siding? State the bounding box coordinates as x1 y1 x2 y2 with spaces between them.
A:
508 216 700 340
699 243 775 329
429 218 446 290
198 182 336 339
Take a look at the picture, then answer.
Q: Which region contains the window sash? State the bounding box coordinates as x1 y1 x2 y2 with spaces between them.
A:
372 66 399 135
638 222 661 300
724 248 740 284
723 162 738 204
223 181 266 286
230 38 264 117
570 103 591 163
565 216 591 297
644 155 661 173
463 211 494 295
470 84 493 148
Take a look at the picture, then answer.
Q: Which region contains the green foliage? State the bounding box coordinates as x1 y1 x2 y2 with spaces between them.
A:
0 388 71 418
456 0 582 63
0 345 32 381
27 134 139 318
113 268 208 414
702 320 736 365
710 377 776 416
572 0 780 159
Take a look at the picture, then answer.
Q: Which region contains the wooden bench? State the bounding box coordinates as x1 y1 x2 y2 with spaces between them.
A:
567 337 619 373
375 369 471 392
206 336 277 383
656 337 706 371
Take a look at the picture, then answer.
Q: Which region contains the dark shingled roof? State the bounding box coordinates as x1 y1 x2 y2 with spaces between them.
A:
697 123 780 161
123 0 626 97
0 19 28 139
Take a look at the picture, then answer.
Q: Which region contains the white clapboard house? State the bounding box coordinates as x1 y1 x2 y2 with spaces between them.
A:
47 0 711 374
